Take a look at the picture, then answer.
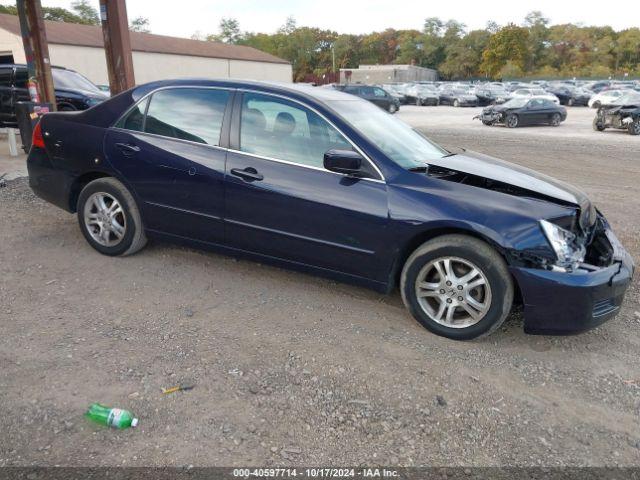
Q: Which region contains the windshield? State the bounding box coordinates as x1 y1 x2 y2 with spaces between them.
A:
532 89 547 95
328 99 448 168
52 69 101 94
502 97 528 108
613 92 640 105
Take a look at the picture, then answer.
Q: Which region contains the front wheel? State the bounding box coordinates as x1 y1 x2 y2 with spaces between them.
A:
481 120 494 126
400 235 514 340
453 99 460 107
77 177 147 256
506 114 519 128
550 113 561 126
388 103 398 114
592 100 601 109
567 98 574 107
628 119 640 135
415 98 422 106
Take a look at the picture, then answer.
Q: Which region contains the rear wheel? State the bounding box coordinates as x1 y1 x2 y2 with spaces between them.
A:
628 119 640 135
415 98 422 106
77 177 147 256
506 114 519 128
453 99 460 107
550 113 561 126
592 117 606 131
400 235 514 340
567 98 574 107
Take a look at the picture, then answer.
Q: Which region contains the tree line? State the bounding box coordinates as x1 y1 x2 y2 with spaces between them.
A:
204 13 640 81
1 3 637 82
0 1 150 32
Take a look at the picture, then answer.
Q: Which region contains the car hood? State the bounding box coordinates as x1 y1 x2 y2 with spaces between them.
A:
427 150 595 229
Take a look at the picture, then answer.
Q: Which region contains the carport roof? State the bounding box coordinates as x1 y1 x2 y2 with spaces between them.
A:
0 13 289 65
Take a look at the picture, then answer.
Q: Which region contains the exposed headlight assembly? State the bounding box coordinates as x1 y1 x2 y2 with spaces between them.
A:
540 220 586 271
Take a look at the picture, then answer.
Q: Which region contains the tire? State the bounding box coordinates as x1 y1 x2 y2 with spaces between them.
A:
400 235 514 340
506 114 519 128
453 99 460 107
592 117 606 132
435 99 440 106
550 113 561 126
481 120 494 126
415 98 422 106
567 98 574 107
592 101 601 109
77 177 147 256
388 103 397 114
628 119 640 135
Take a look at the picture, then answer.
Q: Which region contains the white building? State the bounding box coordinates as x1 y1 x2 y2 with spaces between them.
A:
340 64 438 84
0 13 292 85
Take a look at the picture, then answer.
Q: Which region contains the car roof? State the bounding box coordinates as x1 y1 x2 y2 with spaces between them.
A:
132 78 361 104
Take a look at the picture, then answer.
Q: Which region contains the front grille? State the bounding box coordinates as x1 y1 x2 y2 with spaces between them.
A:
592 298 618 318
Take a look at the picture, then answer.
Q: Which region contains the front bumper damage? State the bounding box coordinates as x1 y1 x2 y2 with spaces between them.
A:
511 224 634 335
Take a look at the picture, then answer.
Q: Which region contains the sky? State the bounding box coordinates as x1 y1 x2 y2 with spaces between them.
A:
42 0 640 38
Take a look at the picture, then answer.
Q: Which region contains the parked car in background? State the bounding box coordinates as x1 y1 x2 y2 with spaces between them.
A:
511 88 560 104
588 89 625 108
547 84 591 106
27 79 633 340
336 84 400 113
381 84 408 105
476 97 567 128
593 90 640 135
404 84 440 105
438 85 479 107
0 64 108 127
474 85 511 106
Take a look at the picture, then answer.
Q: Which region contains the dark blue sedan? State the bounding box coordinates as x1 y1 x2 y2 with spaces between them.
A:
27 79 634 340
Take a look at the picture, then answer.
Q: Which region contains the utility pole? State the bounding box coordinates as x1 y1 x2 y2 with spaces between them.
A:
16 0 56 109
99 0 135 94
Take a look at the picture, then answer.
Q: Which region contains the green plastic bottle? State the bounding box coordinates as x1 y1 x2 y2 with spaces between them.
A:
85 403 138 429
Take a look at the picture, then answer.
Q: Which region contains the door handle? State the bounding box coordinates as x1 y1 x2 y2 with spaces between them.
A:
115 143 140 156
230 167 263 182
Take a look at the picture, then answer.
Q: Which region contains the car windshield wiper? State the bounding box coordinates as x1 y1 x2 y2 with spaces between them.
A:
408 166 429 172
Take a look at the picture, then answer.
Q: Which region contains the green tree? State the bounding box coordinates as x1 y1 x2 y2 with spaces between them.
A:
129 16 150 33
523 11 549 71
209 17 242 44
70 0 99 25
480 24 530 78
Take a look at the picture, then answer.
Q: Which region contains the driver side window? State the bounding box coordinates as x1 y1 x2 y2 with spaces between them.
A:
239 92 352 169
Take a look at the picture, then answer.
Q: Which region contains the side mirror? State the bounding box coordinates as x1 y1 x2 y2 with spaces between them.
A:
323 149 363 176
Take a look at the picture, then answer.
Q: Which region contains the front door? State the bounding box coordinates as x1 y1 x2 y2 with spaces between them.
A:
104 87 232 244
224 91 389 283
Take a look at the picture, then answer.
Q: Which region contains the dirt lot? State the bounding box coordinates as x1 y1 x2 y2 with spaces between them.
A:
1 106 639 467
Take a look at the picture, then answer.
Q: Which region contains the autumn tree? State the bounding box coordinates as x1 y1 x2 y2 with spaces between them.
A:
480 24 530 78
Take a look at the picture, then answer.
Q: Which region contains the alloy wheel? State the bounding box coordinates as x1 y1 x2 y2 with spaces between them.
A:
551 113 561 126
414 256 492 328
84 192 126 247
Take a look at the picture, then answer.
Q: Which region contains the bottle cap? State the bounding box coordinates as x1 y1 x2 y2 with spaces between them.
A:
131 418 139 427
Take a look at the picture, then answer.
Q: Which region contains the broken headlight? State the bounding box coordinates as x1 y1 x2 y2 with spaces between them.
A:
540 219 586 271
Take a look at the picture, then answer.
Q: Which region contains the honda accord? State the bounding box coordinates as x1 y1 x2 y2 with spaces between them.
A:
27 79 634 340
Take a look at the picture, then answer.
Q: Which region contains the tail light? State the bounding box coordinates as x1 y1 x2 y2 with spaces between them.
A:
32 121 45 149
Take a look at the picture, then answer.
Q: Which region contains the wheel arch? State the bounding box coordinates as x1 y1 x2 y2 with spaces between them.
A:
68 171 112 212
387 226 523 303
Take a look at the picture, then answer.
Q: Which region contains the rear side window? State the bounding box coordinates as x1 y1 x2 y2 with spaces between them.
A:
0 67 12 87
115 97 148 132
144 88 229 145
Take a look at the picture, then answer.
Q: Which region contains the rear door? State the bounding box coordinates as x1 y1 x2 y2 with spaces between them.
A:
105 87 232 244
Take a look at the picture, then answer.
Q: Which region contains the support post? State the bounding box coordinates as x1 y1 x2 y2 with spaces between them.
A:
16 0 56 109
99 0 135 94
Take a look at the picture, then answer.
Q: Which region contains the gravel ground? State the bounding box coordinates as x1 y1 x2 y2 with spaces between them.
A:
0 106 639 467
